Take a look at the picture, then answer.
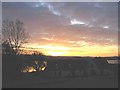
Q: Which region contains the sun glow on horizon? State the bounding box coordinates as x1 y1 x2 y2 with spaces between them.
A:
3 2 118 57
21 43 118 57
47 51 65 56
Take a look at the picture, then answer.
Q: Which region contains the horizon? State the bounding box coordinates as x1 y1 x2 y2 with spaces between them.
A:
18 53 119 58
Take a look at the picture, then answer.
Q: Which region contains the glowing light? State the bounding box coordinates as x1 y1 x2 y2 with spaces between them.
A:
39 67 46 71
22 66 36 73
39 61 47 71
47 51 66 56
28 67 36 72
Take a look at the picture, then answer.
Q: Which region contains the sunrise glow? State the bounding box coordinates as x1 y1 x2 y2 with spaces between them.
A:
22 43 118 57
3 2 118 57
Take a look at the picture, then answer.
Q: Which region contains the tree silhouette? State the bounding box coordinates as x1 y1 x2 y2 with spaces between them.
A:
2 40 23 83
2 40 16 55
32 51 44 56
2 20 29 83
2 19 29 54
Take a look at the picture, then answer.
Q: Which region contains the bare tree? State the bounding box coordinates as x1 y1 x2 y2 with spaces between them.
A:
2 19 28 54
2 40 16 55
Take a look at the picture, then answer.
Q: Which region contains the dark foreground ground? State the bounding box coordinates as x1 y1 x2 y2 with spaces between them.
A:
3 75 118 88
2 55 118 88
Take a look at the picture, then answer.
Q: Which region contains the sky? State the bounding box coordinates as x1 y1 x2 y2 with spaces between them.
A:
2 2 118 56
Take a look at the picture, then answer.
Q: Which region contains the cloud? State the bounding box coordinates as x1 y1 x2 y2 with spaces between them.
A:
3 2 118 48
70 19 86 25
42 37 58 41
34 2 62 16
103 25 109 29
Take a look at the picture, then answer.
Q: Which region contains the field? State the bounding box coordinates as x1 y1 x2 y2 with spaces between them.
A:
2 55 118 88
